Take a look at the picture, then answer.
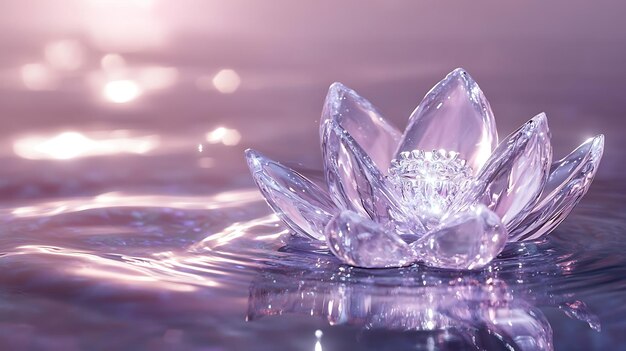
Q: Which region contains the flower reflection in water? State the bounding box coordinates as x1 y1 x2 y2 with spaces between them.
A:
247 247 600 351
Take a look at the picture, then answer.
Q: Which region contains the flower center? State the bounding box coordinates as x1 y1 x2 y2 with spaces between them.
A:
388 149 473 226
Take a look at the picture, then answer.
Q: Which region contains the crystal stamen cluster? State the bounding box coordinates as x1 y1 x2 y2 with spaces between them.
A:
245 68 604 270
388 149 473 228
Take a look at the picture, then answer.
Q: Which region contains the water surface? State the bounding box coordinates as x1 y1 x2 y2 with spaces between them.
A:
0 160 624 350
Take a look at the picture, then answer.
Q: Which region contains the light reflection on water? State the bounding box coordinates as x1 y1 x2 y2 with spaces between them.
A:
6 189 260 217
12 131 160 160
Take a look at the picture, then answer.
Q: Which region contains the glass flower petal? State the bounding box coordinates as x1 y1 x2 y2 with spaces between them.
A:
510 135 604 241
455 113 552 231
322 118 424 233
246 149 336 241
410 205 508 270
325 211 416 268
321 82 401 174
541 134 603 199
395 68 498 173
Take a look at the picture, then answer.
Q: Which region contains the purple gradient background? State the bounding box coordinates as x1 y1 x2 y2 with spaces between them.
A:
0 1 624 181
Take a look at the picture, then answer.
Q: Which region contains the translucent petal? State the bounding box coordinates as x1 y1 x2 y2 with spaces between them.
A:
410 205 508 270
541 134 603 200
322 119 424 233
246 149 336 241
321 82 402 174
509 135 604 241
395 68 498 173
325 211 416 268
455 113 552 231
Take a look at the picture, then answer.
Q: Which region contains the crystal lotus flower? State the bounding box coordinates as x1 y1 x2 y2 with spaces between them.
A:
245 68 604 270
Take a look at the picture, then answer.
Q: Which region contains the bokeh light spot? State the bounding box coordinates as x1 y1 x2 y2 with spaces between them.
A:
104 80 141 103
101 53 126 71
21 63 56 91
212 69 241 94
13 131 159 160
206 127 242 146
44 40 84 71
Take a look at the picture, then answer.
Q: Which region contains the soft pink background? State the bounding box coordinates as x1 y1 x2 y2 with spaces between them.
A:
0 1 623 196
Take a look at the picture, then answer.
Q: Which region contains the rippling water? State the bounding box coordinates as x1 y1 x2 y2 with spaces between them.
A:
0 157 623 350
